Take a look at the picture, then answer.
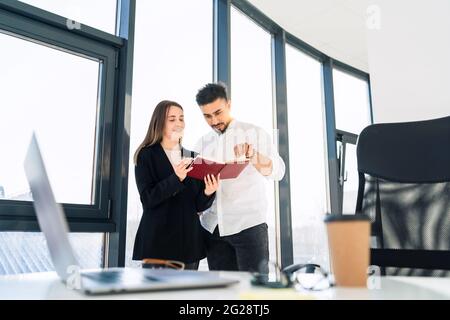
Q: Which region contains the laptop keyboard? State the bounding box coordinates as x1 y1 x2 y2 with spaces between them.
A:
82 270 161 284
82 270 124 283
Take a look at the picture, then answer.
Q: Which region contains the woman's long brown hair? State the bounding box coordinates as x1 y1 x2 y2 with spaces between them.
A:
133 100 183 165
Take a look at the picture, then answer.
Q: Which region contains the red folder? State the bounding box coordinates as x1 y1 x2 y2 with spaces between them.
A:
187 156 249 180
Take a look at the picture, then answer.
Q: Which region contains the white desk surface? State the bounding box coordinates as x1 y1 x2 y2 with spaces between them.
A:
1 271 449 300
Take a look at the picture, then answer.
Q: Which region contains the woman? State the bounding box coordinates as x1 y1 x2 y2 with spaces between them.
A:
132 100 219 270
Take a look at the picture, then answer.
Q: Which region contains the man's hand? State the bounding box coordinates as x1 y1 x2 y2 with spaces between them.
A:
174 158 193 182
234 143 273 176
233 143 255 159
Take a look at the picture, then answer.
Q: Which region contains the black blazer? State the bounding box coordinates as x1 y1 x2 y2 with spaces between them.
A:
132 143 215 263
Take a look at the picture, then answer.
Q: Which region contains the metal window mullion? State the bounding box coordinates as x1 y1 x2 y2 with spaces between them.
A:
272 29 293 269
106 0 136 268
368 75 375 124
322 58 341 215
213 0 231 91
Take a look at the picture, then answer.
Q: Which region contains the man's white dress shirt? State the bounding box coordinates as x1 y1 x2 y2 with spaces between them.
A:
194 119 285 236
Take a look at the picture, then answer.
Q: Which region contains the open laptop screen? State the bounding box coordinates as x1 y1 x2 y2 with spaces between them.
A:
24 133 79 281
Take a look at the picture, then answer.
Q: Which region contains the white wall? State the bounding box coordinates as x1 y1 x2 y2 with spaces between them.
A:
367 0 450 123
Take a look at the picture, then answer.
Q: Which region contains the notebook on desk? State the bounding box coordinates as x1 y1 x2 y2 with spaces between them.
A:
23 133 238 295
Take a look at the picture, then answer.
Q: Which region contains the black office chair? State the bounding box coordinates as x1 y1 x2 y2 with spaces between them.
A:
355 116 450 277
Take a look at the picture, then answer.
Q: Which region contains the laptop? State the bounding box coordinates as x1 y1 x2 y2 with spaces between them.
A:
23 133 238 295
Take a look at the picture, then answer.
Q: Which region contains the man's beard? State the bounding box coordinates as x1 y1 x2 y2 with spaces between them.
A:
212 122 228 133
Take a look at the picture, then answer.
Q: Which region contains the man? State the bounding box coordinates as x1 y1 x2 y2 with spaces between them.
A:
194 82 285 273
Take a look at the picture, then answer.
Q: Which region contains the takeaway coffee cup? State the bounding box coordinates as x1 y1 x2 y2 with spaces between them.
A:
324 214 371 287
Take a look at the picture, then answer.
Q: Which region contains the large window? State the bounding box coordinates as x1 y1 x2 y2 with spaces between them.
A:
333 69 371 135
230 6 277 264
1 0 374 272
333 68 371 213
0 1 120 271
0 233 103 274
125 0 213 268
286 45 329 269
0 32 100 205
18 0 117 34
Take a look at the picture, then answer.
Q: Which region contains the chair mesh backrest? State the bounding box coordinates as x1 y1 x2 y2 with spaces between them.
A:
357 115 450 277
361 176 450 276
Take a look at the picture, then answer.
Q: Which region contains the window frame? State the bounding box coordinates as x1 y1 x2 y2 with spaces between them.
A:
331 64 373 214
229 0 374 268
332 63 374 129
0 0 128 235
0 0 375 269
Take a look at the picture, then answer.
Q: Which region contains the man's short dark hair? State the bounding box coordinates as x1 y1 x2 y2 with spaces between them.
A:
196 82 228 106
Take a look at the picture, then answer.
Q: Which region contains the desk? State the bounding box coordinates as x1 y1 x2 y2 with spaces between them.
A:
0 271 449 300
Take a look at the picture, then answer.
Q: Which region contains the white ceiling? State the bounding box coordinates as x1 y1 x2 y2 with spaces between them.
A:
247 0 369 72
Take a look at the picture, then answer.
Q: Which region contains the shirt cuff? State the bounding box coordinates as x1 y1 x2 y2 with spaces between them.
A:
266 155 285 181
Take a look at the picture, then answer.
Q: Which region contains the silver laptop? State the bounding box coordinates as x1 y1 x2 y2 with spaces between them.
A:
24 133 238 295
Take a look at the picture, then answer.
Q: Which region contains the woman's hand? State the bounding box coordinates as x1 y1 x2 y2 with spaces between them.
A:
204 174 220 196
174 158 193 182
